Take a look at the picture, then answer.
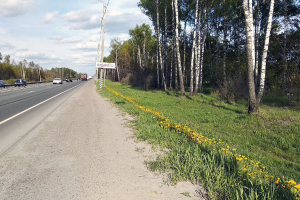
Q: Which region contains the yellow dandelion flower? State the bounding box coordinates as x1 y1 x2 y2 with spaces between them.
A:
295 184 300 190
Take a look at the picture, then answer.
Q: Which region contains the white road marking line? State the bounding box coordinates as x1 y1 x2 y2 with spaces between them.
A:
0 84 82 125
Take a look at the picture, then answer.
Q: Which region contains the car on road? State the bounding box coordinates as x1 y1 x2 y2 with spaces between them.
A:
66 78 72 82
63 78 67 81
53 78 63 84
0 80 5 88
14 79 27 87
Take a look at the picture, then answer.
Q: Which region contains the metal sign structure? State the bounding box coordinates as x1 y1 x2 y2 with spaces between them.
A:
96 62 115 89
96 62 115 69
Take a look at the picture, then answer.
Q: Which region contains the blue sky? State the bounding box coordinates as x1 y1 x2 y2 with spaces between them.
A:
0 0 152 76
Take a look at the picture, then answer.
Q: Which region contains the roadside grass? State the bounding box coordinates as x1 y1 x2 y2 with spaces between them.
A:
97 80 300 200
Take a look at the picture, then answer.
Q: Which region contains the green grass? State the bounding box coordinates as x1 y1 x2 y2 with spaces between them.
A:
97 81 300 199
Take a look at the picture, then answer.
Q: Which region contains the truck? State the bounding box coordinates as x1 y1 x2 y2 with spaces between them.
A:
81 74 87 81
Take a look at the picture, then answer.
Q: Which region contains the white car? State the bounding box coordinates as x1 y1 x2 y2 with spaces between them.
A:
53 78 63 84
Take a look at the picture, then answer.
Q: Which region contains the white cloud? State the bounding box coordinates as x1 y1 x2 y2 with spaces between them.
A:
0 43 15 50
69 14 101 30
89 34 101 42
16 48 29 51
64 9 150 33
71 54 82 59
50 35 63 41
63 9 98 23
0 0 35 17
49 36 82 43
83 52 97 57
16 52 47 60
70 42 98 51
43 11 59 24
108 11 123 16
60 36 82 43
0 28 7 34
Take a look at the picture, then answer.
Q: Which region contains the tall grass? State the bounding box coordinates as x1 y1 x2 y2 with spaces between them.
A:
97 81 300 200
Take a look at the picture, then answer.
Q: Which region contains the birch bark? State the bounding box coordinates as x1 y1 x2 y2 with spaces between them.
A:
172 1 178 90
164 5 168 88
256 0 275 104
243 0 257 112
155 0 160 88
189 0 199 96
174 0 185 96
199 33 207 93
157 0 167 91
222 0 227 82
195 7 203 95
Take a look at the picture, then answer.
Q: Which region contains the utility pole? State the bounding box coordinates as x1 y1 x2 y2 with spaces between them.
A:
21 59 27 79
95 39 101 83
100 4 107 89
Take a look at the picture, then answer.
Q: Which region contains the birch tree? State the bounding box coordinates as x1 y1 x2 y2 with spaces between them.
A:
189 0 199 96
243 0 275 113
156 0 167 91
256 0 275 105
195 8 207 95
173 0 185 96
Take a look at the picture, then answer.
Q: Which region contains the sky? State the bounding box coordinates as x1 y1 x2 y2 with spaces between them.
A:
0 0 152 76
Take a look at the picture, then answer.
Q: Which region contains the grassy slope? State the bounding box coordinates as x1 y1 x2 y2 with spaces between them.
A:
99 81 300 183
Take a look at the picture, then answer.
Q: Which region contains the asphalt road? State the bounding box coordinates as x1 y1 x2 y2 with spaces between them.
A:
0 80 86 155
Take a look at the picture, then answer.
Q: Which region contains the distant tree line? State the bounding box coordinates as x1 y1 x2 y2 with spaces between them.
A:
104 0 300 112
0 52 78 82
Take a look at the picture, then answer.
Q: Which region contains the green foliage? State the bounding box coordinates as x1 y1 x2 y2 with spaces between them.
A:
105 23 157 88
4 55 10 64
0 54 78 81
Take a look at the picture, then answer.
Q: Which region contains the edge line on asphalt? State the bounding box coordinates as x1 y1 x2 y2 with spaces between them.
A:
0 84 82 125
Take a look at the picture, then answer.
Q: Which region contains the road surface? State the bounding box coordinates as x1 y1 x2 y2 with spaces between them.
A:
0 80 206 199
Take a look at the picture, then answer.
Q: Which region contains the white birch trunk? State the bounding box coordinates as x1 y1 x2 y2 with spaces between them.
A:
157 0 167 91
195 7 203 95
243 0 257 112
189 0 199 96
174 0 184 96
170 43 173 89
155 0 160 88
138 45 142 70
196 9 206 94
172 0 178 89
249 0 255 72
223 0 227 82
254 0 260 86
164 5 168 88
257 0 275 104
183 18 186 84
143 32 146 68
116 49 120 82
199 33 207 93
